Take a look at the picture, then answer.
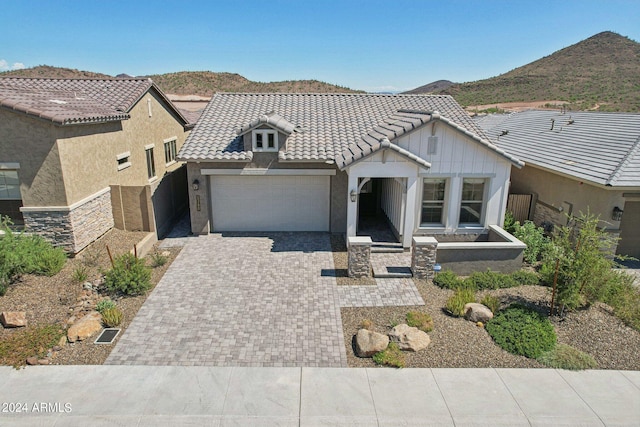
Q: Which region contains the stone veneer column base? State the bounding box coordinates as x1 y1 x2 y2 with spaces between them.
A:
411 236 438 280
21 188 115 254
347 236 372 278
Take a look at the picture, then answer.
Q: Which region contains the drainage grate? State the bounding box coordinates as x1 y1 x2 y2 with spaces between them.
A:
94 328 121 344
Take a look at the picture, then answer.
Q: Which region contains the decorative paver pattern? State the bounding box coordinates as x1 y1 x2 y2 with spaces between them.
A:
338 278 424 307
107 233 347 367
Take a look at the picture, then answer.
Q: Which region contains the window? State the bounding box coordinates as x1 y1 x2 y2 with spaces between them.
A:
459 178 486 225
164 138 177 165
252 130 278 152
116 151 131 171
0 170 20 200
420 178 446 226
145 147 156 180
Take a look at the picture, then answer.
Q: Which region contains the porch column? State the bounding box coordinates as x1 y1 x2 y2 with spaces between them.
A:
411 236 438 279
347 236 372 278
346 172 359 238
402 175 418 248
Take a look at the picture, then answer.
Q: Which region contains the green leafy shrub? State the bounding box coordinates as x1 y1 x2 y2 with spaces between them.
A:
480 295 500 313
537 344 598 370
95 299 117 314
104 253 151 296
149 251 168 268
406 311 433 332
433 270 464 289
372 342 405 368
486 304 557 358
101 307 123 327
445 288 476 317
467 270 516 290
71 265 89 283
503 211 517 233
510 270 540 286
601 271 640 331
513 221 549 264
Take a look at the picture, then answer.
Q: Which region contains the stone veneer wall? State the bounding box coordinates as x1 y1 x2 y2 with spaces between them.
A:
22 189 114 254
347 236 372 278
533 202 565 230
411 237 438 279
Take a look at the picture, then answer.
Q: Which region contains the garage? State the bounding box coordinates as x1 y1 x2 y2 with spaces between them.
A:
210 175 330 231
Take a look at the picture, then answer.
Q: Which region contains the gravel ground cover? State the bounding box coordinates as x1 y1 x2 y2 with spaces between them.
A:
0 229 180 365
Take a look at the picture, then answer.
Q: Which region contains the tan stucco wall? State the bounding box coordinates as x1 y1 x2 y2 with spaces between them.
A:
0 109 68 206
510 165 625 230
56 90 189 205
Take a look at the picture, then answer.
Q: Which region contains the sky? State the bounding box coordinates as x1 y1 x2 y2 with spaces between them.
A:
1 0 639 93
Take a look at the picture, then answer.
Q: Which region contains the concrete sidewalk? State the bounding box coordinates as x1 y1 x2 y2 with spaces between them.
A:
0 366 638 426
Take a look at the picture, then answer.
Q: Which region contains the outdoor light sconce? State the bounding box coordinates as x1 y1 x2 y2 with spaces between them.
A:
350 189 357 203
192 179 200 191
612 206 623 221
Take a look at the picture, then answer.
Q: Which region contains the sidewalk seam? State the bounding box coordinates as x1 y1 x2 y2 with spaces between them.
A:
555 369 606 426
494 367 533 427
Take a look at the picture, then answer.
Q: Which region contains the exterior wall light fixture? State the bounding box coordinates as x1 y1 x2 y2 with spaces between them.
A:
612 206 623 221
350 189 357 203
192 179 200 191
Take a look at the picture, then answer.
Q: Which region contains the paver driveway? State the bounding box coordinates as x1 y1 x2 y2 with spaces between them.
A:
106 233 347 367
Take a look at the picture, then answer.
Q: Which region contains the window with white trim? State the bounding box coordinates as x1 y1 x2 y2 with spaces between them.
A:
0 170 20 200
116 151 131 171
420 178 446 226
252 130 278 152
164 138 177 165
459 178 486 225
145 147 156 180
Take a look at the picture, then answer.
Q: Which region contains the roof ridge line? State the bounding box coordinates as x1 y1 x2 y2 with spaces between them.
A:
607 133 640 186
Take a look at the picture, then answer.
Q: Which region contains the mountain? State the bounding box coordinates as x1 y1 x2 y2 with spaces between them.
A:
403 80 455 94
406 31 640 112
1 66 362 95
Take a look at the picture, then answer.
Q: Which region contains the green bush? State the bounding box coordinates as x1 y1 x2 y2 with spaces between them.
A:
467 270 516 290
510 270 540 286
480 294 500 314
537 344 598 370
149 251 168 268
601 271 640 331
486 304 557 359
95 299 117 314
503 211 517 234
513 221 549 264
101 307 123 327
445 288 476 317
406 311 433 332
104 253 151 296
433 270 464 289
71 265 89 283
372 343 405 368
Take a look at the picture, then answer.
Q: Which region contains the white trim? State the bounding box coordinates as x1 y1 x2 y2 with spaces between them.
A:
20 187 111 213
117 162 131 171
163 136 178 143
116 151 131 161
201 168 336 176
165 160 177 167
252 129 278 152
0 162 20 169
144 143 155 150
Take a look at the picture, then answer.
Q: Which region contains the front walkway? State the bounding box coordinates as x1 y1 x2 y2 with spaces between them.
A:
106 233 347 367
2 366 638 426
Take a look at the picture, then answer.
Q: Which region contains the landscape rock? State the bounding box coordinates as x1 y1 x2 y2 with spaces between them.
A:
1 311 27 328
67 311 103 343
464 303 494 323
38 359 49 365
389 324 431 352
26 357 38 366
355 329 389 357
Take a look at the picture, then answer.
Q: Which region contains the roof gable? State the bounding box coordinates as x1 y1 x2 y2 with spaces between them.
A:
236 111 297 136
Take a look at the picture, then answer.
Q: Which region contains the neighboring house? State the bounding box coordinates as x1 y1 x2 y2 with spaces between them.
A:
179 93 523 248
0 77 194 253
478 110 640 258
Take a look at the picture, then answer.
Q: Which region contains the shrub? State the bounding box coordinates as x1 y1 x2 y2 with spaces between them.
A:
513 220 548 264
503 211 517 234
95 299 117 314
104 253 151 296
360 319 374 330
433 270 464 289
601 271 640 331
372 342 405 368
149 251 168 268
0 324 65 368
467 270 516 290
510 270 540 286
445 288 476 317
486 304 556 359
480 295 500 314
71 265 89 283
537 344 598 370
406 311 433 332
101 307 123 327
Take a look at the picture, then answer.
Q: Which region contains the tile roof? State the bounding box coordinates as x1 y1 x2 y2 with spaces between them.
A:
0 77 190 126
477 110 640 187
180 93 520 167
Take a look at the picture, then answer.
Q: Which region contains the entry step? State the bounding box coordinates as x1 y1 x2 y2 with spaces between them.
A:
370 252 413 278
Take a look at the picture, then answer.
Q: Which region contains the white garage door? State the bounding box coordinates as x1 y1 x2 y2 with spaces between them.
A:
210 175 330 231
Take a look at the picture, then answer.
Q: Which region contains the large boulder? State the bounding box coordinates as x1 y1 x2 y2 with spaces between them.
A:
67 312 103 343
1 312 27 328
389 324 430 352
464 303 494 323
355 329 389 357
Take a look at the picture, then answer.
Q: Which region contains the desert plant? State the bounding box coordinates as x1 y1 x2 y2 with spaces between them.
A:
149 251 168 268
445 288 476 317
601 271 640 331
71 265 89 283
0 324 65 368
512 220 549 264
95 299 117 314
510 270 540 286
360 319 374 330
537 344 598 370
406 311 434 332
480 295 500 314
104 253 151 296
486 304 557 359
101 307 123 327
467 270 516 290
372 342 405 368
433 270 465 289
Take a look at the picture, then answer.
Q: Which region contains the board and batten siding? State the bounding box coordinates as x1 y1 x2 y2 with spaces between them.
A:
380 178 405 236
